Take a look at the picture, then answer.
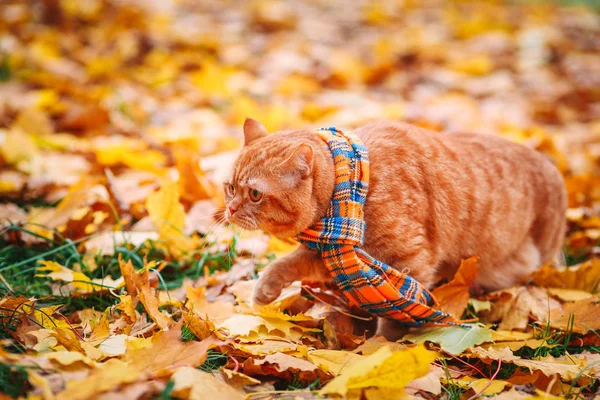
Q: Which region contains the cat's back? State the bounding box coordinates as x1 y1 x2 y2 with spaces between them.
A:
352 121 566 288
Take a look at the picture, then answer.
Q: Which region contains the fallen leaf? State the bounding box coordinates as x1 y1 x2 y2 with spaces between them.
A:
529 260 600 293
320 345 436 397
454 376 510 395
217 313 319 340
55 358 141 400
186 285 234 323
254 352 318 373
307 349 364 375
548 295 600 333
46 351 97 368
404 325 492 355
118 257 174 329
173 145 214 203
37 260 123 294
218 368 261 391
547 288 593 302
405 365 444 396
183 310 216 340
479 286 561 330
353 335 407 356
432 256 479 318
171 366 244 400
146 178 193 254
469 346 589 380
235 339 298 355
125 322 223 376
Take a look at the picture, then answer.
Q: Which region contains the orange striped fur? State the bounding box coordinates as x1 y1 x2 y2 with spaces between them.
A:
225 119 567 338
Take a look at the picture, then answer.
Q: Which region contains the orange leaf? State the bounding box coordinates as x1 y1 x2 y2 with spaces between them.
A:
173 145 214 203
125 321 224 377
549 295 600 334
118 256 174 329
432 256 479 318
55 358 141 400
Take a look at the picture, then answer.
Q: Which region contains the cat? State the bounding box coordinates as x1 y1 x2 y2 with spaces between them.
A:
224 118 567 337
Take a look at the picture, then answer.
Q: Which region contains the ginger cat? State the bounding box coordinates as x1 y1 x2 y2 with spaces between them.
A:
224 118 567 336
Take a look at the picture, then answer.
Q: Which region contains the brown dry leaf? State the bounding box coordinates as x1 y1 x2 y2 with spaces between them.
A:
95 381 165 400
353 336 407 356
530 260 600 293
254 352 319 373
118 256 174 329
218 368 261 391
171 366 244 400
186 285 234 323
479 286 560 330
114 295 136 325
173 145 214 203
431 256 478 317
55 358 141 400
307 349 364 375
138 284 174 329
234 339 298 355
547 288 593 302
183 310 216 340
125 322 223 377
118 256 148 306
45 351 97 368
405 365 444 396
217 314 319 340
469 346 589 380
548 295 600 333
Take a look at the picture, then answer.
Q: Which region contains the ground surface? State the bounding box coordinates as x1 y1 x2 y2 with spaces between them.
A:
1 1 600 399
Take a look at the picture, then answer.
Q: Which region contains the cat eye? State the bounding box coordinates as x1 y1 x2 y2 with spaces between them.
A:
249 188 263 202
227 183 235 196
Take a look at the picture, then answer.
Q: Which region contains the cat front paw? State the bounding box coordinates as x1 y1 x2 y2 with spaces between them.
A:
253 279 283 305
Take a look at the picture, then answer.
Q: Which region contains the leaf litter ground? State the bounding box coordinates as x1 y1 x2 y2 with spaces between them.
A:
1 1 600 399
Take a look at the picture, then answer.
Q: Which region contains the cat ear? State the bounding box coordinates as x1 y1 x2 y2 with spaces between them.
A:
280 143 314 180
243 118 268 145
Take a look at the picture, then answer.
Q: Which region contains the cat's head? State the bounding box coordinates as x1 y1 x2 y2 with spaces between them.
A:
224 118 320 238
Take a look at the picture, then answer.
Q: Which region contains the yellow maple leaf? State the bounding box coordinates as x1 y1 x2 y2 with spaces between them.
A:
308 349 364 375
21 304 70 330
0 128 39 170
36 260 122 293
320 345 436 397
146 178 193 254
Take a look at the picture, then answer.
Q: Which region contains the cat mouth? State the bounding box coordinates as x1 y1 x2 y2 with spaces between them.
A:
227 216 258 231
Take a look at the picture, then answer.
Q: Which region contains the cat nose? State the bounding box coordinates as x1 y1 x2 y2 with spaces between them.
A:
228 206 237 215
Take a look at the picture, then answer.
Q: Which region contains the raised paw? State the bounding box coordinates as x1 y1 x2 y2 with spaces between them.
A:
253 278 284 305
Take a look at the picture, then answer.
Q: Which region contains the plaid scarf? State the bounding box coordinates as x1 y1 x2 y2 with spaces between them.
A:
297 127 463 326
